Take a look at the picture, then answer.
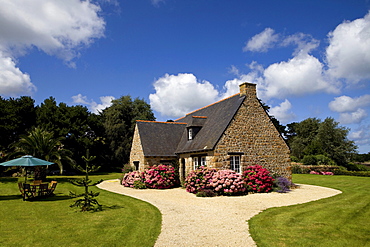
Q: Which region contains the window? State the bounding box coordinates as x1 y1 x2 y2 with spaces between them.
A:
193 156 207 170
188 128 193 140
230 155 240 173
193 157 199 170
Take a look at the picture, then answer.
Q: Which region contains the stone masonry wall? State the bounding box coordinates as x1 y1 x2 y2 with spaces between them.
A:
213 83 291 179
129 124 145 171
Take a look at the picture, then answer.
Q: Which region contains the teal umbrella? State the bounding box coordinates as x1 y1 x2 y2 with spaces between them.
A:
0 155 54 182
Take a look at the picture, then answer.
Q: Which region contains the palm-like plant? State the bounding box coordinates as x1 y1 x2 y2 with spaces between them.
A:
11 127 74 176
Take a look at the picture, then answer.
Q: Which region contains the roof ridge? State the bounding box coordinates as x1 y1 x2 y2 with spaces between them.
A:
137 120 187 125
175 93 240 121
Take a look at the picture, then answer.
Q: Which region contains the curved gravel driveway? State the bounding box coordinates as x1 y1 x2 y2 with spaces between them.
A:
98 179 341 247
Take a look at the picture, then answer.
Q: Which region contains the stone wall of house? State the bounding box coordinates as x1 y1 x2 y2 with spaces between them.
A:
213 83 291 179
129 124 145 171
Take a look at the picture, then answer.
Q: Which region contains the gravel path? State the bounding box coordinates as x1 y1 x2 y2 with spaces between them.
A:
97 180 341 247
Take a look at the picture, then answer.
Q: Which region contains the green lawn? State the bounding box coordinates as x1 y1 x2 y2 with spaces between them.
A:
0 173 161 247
249 174 370 247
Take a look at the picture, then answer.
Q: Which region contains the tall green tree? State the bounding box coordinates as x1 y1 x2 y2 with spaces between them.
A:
36 97 104 169
11 128 74 177
288 117 357 166
0 96 36 155
102 96 155 168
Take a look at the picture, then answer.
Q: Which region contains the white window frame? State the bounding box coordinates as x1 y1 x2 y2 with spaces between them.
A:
230 155 241 173
193 157 199 170
201 156 207 167
188 128 193 140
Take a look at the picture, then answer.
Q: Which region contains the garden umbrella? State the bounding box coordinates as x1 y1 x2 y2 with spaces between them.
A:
0 155 54 182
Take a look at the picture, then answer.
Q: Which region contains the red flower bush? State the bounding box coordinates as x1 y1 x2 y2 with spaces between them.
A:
242 165 274 193
184 166 217 194
122 171 142 188
209 169 246 196
142 164 178 189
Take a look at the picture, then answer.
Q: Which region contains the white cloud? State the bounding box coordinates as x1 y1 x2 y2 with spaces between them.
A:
326 11 370 83
260 52 339 99
282 33 320 55
349 125 370 147
0 0 105 97
0 52 35 96
338 108 367 124
149 73 219 119
72 94 114 114
329 94 370 124
243 28 279 52
329 95 370 112
269 99 296 124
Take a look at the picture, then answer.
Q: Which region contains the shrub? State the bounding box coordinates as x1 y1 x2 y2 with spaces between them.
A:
333 169 370 177
310 170 334 175
209 169 246 196
184 166 217 194
122 171 142 188
274 176 293 193
133 180 147 189
291 164 310 174
196 189 216 197
122 164 134 174
242 165 274 193
142 164 178 189
302 155 317 166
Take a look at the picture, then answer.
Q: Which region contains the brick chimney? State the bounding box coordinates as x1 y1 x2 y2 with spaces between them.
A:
239 82 256 98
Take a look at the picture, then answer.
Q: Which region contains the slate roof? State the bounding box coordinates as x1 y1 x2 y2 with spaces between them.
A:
136 121 186 157
174 93 245 154
135 93 246 157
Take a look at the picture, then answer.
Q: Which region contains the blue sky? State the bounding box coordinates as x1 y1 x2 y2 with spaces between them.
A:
0 0 370 153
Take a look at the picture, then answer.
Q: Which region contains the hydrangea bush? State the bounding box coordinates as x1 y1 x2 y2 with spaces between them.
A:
142 164 178 189
184 166 217 194
310 170 334 175
209 169 246 196
122 164 179 189
242 165 274 193
122 171 142 188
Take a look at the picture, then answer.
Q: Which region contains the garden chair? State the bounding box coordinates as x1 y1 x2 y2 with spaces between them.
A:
22 183 36 200
47 181 57 196
18 182 25 200
33 180 42 185
38 183 49 197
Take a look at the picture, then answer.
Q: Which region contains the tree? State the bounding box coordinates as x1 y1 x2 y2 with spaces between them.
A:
36 97 104 170
102 96 155 168
288 117 357 166
11 128 74 178
69 149 102 212
0 96 36 155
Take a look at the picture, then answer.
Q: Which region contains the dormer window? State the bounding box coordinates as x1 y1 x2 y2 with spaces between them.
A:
188 128 193 140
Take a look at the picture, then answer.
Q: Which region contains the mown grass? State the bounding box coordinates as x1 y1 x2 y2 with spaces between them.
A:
249 174 370 247
0 173 161 247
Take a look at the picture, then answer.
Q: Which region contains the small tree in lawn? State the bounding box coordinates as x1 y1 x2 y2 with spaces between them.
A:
70 150 102 212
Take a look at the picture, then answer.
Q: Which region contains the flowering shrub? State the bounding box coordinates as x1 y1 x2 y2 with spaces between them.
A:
274 176 292 193
184 166 217 194
310 170 334 175
242 165 274 193
209 169 246 196
142 164 178 189
122 171 142 188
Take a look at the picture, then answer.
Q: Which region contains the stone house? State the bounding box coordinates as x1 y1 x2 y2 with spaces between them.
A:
129 82 291 181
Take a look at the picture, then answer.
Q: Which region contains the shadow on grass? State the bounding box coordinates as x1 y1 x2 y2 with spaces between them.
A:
0 194 23 201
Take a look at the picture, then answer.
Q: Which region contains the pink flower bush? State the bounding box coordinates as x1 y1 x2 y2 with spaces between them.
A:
184 166 217 193
142 164 178 189
242 165 274 193
122 171 142 188
310 170 334 175
209 169 246 195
